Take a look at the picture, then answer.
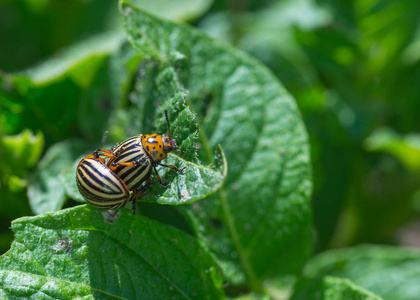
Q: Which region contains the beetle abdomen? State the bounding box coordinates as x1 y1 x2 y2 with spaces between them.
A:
76 158 130 209
110 135 153 190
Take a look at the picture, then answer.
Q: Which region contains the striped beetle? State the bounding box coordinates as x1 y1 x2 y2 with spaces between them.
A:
76 110 185 213
76 131 142 210
106 109 185 212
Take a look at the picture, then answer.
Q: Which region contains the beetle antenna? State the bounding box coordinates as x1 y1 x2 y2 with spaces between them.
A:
100 131 108 149
164 109 172 139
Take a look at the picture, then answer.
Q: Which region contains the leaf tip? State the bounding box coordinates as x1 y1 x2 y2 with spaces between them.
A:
118 0 134 16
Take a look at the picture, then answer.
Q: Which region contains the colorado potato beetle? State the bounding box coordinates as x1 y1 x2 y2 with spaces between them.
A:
76 110 185 214
76 131 144 210
107 109 185 212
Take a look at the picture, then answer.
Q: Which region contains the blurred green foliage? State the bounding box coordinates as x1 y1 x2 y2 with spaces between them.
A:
1 0 420 299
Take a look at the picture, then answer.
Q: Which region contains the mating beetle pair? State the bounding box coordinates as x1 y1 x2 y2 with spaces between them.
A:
76 110 185 214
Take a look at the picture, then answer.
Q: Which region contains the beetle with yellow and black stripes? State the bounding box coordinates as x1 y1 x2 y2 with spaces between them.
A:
76 110 185 214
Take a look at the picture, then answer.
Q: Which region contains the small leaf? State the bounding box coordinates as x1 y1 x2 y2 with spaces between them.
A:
0 129 44 187
364 127 420 172
22 32 123 87
27 141 86 214
291 276 383 300
131 0 213 22
59 157 85 203
0 32 122 146
0 129 44 170
0 205 224 299
142 145 227 205
303 245 420 300
140 100 228 205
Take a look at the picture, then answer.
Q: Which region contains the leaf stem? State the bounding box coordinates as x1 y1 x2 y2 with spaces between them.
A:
185 98 262 291
218 189 263 293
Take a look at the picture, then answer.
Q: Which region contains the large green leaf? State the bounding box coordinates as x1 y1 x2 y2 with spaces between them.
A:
0 205 224 299
291 276 383 300
303 245 420 300
120 0 312 291
200 0 353 251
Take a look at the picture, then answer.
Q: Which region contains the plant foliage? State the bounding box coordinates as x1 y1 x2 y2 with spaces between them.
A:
1 0 420 299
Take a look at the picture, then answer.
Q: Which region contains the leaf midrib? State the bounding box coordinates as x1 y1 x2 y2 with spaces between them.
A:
163 25 262 291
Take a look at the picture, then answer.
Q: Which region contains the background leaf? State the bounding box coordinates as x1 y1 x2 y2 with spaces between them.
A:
0 129 43 189
291 276 383 300
302 245 420 300
0 205 224 299
130 0 213 22
364 128 420 172
27 140 86 214
121 0 312 292
0 32 121 147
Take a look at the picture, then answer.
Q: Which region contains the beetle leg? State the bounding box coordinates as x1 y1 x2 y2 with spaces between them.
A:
153 165 170 187
121 191 133 208
112 162 136 167
111 142 121 151
110 157 146 169
93 149 119 161
157 162 186 173
113 145 126 157
131 178 152 215
101 151 118 159
111 156 147 168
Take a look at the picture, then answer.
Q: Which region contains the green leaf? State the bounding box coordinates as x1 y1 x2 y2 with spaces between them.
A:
22 32 123 87
59 156 86 203
199 0 331 97
0 205 224 299
0 129 44 189
31 91 227 210
291 276 383 300
141 146 228 205
199 1 352 251
120 0 312 291
303 245 420 300
364 127 420 172
131 0 213 22
0 32 122 146
140 101 228 205
0 1 124 73
27 141 86 214
63 100 227 207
